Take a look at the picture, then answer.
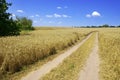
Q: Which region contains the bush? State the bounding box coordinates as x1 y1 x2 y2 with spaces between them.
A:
102 24 109 28
16 17 34 30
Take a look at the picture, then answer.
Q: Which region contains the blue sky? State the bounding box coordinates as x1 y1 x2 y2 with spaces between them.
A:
7 0 120 26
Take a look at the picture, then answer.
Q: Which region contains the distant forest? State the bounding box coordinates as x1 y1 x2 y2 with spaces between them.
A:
73 24 120 28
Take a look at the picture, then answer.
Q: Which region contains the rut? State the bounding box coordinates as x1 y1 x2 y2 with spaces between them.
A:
78 32 99 80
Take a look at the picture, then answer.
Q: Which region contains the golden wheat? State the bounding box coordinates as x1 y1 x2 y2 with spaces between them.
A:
0 28 93 73
99 28 120 80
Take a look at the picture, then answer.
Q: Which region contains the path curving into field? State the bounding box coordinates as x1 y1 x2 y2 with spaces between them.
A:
21 33 92 80
78 32 99 80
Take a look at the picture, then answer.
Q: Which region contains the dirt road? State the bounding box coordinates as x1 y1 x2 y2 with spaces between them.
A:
21 33 92 80
78 32 99 80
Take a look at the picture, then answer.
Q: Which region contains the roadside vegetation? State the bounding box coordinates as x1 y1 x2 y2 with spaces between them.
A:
99 28 120 80
16 17 34 31
41 32 96 80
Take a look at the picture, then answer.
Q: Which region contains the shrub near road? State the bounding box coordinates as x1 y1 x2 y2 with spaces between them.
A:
99 28 120 80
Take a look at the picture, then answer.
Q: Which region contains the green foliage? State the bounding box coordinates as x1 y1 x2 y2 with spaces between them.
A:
16 17 34 30
118 25 120 27
0 0 20 36
102 24 109 27
91 26 96 28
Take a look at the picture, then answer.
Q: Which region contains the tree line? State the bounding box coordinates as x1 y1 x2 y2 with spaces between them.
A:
73 24 120 28
0 0 34 36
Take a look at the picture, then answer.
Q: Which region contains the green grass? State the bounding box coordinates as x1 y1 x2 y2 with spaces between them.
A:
41 32 96 80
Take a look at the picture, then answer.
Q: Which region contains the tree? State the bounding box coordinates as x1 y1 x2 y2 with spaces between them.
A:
86 26 91 28
109 26 115 28
16 17 34 30
91 26 96 28
118 25 120 27
102 24 109 28
0 0 20 36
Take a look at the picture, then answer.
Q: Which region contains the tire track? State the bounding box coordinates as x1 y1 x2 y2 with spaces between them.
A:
21 33 92 80
78 32 99 80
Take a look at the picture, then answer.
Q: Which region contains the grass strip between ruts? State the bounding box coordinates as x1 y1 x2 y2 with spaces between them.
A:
41 32 96 80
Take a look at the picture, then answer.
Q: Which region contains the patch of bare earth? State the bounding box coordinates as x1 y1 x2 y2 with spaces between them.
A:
78 32 99 80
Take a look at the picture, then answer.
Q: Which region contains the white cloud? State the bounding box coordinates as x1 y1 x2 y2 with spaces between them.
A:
46 13 71 18
86 11 101 18
92 11 101 17
30 16 34 18
62 14 68 18
17 10 24 13
33 19 42 24
35 14 40 17
12 14 16 17
10 14 16 19
46 15 53 18
86 14 91 18
62 14 71 18
30 14 40 18
54 13 61 18
57 6 62 9
57 6 68 9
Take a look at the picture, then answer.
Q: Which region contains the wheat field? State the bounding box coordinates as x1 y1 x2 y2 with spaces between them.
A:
99 28 120 80
0 28 120 80
0 28 93 73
